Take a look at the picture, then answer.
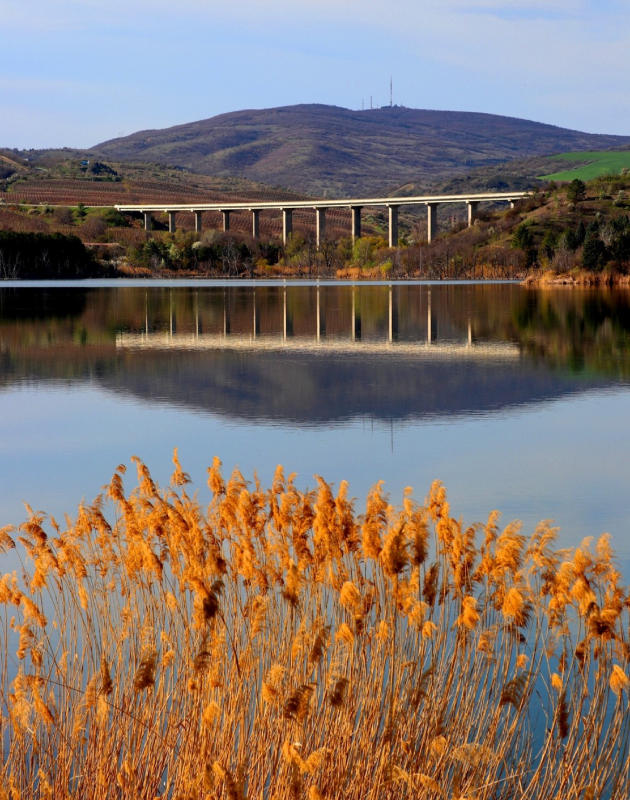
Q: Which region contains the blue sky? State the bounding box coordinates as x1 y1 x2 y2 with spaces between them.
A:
2 0 629 148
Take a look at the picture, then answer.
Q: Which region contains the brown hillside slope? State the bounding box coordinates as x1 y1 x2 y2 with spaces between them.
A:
93 104 630 198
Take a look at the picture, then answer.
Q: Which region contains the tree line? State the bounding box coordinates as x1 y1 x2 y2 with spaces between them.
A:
0 232 111 280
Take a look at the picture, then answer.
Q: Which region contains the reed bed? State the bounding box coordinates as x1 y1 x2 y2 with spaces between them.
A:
1 453 629 799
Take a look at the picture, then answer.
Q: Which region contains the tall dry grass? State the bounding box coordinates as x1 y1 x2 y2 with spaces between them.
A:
1 452 629 799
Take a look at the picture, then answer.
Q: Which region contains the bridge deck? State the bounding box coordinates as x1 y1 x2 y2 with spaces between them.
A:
116 331 520 359
115 191 529 212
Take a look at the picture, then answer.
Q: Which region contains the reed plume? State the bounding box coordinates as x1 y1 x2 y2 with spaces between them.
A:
0 454 629 799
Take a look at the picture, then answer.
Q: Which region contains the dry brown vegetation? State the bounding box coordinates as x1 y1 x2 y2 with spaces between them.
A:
1 454 629 799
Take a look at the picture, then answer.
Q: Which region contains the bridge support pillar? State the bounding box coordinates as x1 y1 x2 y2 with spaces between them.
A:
352 287 361 341
223 289 230 336
388 285 399 343
222 210 231 232
316 286 322 342
143 212 153 232
388 205 399 248
316 207 326 248
427 203 438 243
351 206 362 241
352 286 361 342
251 209 260 239
253 289 259 338
509 199 516 209
467 201 479 227
193 211 203 233
169 291 176 336
168 211 177 234
352 288 355 341
283 208 293 244
283 287 293 339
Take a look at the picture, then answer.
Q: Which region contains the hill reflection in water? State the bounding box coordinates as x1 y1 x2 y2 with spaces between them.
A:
2 283 630 425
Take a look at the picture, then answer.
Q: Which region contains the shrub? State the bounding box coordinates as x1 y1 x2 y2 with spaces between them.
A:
82 216 108 241
52 207 74 226
102 208 129 228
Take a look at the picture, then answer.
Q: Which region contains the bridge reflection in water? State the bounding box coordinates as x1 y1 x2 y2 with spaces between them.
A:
3 282 628 427
115 285 519 360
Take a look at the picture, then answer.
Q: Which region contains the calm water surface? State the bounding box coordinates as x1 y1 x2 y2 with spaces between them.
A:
2 280 630 565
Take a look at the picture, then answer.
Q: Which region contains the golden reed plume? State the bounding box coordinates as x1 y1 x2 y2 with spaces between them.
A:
1 454 629 799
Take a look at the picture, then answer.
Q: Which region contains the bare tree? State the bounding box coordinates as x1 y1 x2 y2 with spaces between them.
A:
318 238 338 276
0 250 20 279
220 237 241 277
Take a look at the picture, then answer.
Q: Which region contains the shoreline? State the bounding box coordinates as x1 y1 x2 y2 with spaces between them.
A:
522 270 630 286
0 276 524 287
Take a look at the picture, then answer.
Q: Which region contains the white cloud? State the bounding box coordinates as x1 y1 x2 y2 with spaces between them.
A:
2 0 627 40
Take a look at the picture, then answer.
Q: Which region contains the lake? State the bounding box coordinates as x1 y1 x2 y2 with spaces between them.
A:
2 279 630 566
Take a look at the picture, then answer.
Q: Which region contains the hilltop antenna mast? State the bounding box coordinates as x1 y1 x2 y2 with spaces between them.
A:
390 76 393 107
370 96 373 109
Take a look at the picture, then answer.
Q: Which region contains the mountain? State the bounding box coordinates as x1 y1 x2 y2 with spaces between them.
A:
92 104 630 198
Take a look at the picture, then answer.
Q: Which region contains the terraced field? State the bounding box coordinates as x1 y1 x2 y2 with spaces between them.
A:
0 178 313 208
0 176 368 243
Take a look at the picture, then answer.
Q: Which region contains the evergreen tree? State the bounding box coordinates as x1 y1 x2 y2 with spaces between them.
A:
512 223 534 251
582 234 606 271
512 223 536 266
540 230 558 259
575 221 586 247
558 230 576 251
612 231 630 263
586 220 600 238
567 179 587 204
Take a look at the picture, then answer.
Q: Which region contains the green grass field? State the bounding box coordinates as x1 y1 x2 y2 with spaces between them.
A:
540 151 630 182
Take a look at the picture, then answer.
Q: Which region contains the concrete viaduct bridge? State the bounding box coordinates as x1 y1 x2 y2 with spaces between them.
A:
116 191 529 248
